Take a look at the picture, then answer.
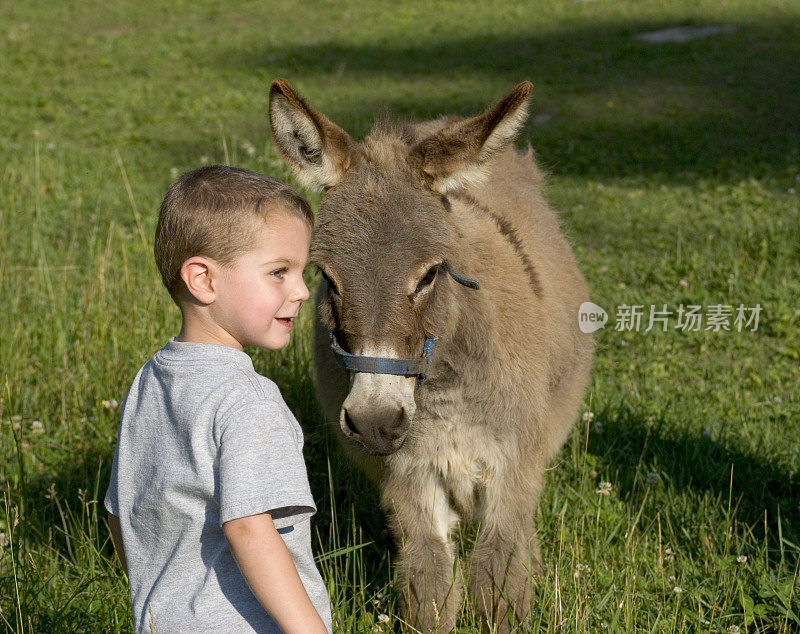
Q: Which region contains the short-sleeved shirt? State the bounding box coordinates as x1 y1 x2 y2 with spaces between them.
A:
104 338 332 633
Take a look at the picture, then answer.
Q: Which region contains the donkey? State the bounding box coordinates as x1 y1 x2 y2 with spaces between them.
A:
269 79 594 632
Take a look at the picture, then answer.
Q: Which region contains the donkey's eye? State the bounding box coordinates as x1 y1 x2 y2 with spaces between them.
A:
319 269 340 297
412 266 438 298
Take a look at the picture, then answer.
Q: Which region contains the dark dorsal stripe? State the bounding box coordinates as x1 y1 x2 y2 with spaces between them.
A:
452 192 542 296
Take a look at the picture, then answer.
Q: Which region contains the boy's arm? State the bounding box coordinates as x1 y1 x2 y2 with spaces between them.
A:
107 513 129 576
224 512 328 634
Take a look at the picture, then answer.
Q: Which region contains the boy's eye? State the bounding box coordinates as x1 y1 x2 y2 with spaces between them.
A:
271 268 287 279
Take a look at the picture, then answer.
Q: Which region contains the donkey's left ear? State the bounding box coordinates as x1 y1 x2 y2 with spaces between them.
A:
410 82 532 194
269 79 357 190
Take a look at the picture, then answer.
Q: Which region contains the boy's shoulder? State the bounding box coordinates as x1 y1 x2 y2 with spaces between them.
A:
128 338 288 422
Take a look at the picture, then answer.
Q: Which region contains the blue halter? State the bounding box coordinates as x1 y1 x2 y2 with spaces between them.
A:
328 263 480 382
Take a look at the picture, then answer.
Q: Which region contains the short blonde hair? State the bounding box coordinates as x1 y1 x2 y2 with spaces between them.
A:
154 166 313 302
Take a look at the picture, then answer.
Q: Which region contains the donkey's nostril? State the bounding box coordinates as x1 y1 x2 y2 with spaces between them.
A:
343 409 359 436
388 408 405 439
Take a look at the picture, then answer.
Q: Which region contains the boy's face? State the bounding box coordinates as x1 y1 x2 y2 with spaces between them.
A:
210 211 311 351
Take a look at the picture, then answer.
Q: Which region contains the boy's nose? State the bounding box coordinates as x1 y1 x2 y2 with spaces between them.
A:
293 279 310 303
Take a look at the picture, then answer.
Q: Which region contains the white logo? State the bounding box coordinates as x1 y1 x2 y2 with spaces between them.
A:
578 302 608 333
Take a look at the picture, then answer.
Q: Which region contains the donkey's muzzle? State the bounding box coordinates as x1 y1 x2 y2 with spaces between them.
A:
340 403 410 455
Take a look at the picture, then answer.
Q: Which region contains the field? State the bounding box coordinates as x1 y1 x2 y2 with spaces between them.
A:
1 0 799 631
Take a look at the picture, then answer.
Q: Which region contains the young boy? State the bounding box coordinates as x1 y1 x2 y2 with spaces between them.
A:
105 166 332 633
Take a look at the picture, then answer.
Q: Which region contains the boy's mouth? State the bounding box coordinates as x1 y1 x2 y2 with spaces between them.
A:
276 316 294 328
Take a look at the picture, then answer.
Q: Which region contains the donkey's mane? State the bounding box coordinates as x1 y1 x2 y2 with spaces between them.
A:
360 120 417 173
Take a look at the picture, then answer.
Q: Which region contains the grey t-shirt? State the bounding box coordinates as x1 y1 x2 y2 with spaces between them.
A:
104 339 332 633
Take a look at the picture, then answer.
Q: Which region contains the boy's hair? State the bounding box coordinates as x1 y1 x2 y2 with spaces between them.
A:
155 165 313 301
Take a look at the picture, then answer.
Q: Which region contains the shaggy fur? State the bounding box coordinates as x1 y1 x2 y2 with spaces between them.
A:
269 80 594 632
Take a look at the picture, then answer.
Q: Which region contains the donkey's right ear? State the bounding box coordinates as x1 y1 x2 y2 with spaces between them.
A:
269 79 357 190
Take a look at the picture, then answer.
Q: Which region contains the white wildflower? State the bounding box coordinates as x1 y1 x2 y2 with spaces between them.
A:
45 483 56 500
646 472 660 484
200 155 211 165
664 547 675 562
30 420 44 435
102 399 119 410
241 142 256 157
170 167 179 179
737 555 747 563
728 626 741 634
679 279 688 287
673 586 682 594
582 411 595 422
0 532 8 548
773 395 782 403
596 481 612 496
574 563 591 579
377 614 390 623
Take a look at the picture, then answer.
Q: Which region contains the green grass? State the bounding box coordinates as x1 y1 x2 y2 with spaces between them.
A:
1 0 799 631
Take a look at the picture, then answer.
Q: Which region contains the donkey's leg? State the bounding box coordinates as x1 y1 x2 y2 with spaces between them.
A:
383 469 461 633
470 462 544 633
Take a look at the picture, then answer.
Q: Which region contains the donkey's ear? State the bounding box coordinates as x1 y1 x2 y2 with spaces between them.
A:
411 82 533 194
269 79 357 190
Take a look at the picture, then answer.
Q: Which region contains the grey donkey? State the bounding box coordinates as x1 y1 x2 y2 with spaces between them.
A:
269 79 594 632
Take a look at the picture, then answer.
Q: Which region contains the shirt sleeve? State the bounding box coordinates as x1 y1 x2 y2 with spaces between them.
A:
217 399 316 528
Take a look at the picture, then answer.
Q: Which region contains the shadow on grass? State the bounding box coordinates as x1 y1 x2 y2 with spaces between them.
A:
587 404 800 547
213 15 800 183
5 444 125 632
19 444 114 554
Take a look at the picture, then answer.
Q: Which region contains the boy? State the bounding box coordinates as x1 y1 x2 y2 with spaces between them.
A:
105 166 332 633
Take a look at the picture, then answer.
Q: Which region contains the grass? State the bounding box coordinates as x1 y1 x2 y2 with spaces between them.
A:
1 0 799 631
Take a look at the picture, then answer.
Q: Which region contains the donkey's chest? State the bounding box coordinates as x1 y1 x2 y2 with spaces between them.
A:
414 389 503 465
407 410 506 519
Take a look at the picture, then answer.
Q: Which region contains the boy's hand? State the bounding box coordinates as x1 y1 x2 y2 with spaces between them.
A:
223 512 328 634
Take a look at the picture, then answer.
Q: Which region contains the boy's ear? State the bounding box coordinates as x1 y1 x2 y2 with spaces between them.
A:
269 78 358 190
180 257 216 304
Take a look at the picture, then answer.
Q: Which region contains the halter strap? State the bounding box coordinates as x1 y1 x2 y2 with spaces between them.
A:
329 331 436 381
445 263 480 290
